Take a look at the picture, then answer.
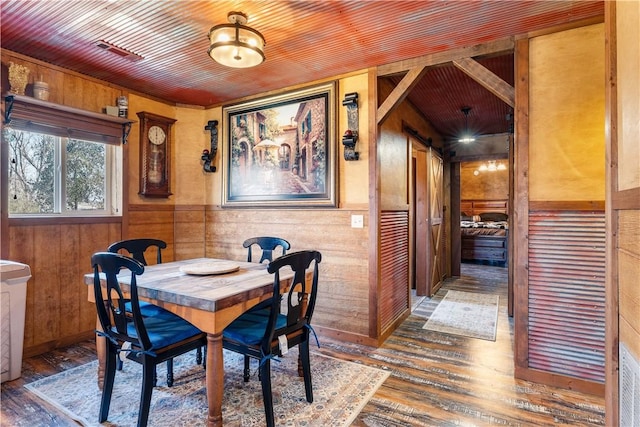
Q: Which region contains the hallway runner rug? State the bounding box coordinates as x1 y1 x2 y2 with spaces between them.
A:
422 290 499 341
25 348 389 427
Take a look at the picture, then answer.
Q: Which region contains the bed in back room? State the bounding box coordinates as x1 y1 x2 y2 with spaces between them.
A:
460 200 508 266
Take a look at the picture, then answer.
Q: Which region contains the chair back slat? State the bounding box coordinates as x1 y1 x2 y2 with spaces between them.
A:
243 236 291 264
107 238 167 266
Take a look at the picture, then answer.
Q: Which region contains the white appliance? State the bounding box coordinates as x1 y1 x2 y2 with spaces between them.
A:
1 260 31 383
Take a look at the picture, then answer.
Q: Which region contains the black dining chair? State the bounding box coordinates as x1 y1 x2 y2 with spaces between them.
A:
107 238 204 385
240 236 292 373
91 251 207 427
223 250 321 427
243 236 291 264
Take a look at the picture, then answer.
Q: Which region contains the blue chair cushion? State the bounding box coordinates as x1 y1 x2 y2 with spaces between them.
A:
223 308 287 346
125 301 170 317
120 312 203 350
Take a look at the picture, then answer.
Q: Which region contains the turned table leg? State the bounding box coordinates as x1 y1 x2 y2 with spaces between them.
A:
206 333 224 426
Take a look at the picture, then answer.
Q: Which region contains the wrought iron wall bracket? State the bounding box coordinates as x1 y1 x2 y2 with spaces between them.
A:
202 119 219 172
341 92 359 161
4 95 15 124
122 122 132 144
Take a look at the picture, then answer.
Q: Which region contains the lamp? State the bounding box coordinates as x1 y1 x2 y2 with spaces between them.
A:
458 106 475 143
207 12 265 68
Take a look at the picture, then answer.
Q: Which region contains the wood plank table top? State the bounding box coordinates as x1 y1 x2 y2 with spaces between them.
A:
85 257 291 427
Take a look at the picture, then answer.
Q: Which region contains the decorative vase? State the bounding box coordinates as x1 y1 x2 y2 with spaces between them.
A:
8 62 29 95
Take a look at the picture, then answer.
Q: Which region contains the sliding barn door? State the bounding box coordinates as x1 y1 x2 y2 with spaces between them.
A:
426 148 444 295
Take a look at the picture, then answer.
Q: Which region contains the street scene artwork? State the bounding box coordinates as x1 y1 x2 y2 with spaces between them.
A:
223 84 335 207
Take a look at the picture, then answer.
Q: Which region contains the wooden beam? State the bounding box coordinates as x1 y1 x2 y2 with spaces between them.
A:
513 36 530 377
378 37 514 77
452 57 515 107
376 66 427 125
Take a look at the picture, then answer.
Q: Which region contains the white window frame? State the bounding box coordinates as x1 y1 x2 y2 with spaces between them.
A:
6 129 121 218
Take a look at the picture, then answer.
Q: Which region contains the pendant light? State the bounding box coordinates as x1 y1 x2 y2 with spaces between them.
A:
207 12 265 68
458 106 475 143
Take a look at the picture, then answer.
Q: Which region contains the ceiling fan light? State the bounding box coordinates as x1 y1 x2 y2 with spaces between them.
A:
208 12 265 68
497 162 507 170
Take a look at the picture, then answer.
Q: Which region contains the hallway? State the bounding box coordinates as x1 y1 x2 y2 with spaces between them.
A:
332 263 605 426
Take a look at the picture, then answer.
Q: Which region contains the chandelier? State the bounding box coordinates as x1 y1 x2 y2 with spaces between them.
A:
207 12 265 68
474 160 507 175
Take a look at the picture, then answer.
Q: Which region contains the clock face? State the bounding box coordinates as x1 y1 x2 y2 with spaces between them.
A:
148 125 166 145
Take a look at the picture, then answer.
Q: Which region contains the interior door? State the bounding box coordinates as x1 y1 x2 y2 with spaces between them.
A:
426 148 444 296
414 148 428 296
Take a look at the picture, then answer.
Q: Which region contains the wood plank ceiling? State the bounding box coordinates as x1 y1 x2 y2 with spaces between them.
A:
0 1 603 140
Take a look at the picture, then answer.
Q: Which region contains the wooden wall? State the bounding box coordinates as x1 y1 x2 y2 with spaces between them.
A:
1 51 129 356
7 220 121 356
514 23 607 395
613 0 640 377
461 200 508 216
205 208 371 341
377 78 447 338
198 73 378 344
605 2 640 425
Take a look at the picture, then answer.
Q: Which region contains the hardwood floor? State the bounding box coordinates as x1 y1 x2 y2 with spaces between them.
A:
1 263 605 426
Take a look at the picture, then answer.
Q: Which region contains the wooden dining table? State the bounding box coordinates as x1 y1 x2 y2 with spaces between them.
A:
85 257 293 427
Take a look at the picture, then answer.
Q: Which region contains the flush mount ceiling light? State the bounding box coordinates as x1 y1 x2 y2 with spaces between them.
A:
207 11 265 68
458 106 475 144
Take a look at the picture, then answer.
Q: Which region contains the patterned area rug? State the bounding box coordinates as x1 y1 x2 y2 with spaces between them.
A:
422 290 499 341
25 348 389 426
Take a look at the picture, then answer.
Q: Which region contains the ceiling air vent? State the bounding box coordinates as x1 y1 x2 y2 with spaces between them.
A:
94 40 143 62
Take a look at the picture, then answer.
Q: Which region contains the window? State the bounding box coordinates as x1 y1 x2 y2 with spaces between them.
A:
302 111 312 134
2 94 129 218
6 128 116 216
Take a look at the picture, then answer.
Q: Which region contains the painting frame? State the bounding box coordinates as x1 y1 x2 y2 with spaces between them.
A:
222 82 337 208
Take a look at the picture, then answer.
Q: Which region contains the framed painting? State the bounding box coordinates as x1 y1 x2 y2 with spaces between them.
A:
222 82 336 207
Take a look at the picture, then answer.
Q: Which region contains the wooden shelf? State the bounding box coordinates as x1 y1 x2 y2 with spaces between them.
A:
3 93 135 144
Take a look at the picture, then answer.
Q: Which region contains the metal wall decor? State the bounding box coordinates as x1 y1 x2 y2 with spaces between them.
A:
341 92 359 160
202 119 218 172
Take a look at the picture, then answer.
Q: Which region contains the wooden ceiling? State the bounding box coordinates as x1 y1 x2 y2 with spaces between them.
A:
0 1 603 140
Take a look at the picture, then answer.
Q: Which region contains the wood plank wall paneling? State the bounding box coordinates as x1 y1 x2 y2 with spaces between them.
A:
528 211 606 384
127 205 175 263
618 210 640 360
8 221 121 356
173 206 206 260
379 210 409 333
205 208 371 339
461 199 508 216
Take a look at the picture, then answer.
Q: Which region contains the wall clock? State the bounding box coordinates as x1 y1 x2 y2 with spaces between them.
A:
137 111 177 198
